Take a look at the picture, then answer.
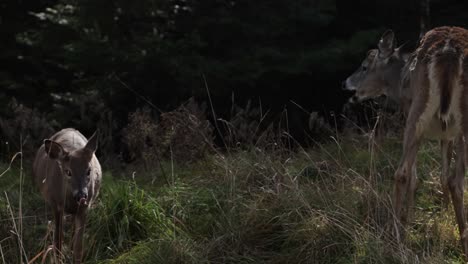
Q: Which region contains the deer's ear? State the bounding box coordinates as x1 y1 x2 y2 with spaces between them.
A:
366 49 378 59
85 130 98 153
394 42 412 62
44 140 68 160
378 30 395 58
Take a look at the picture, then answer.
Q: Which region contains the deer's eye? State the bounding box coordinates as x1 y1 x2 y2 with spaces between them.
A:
86 169 91 176
65 169 72 177
361 65 368 71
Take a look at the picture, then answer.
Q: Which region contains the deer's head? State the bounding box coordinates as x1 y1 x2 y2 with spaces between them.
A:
44 131 98 207
344 30 410 103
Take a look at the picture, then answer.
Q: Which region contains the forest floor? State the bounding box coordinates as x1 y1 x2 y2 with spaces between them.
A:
0 133 466 263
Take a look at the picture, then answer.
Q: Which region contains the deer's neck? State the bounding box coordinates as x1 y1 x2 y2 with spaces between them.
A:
393 54 415 113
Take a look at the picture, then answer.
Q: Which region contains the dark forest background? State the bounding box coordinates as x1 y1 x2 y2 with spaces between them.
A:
1 0 467 160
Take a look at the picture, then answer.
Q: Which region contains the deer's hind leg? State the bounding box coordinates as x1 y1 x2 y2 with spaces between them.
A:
448 136 468 258
440 139 453 207
456 68 468 260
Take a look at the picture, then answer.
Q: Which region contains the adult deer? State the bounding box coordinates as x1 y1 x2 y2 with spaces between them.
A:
344 26 468 257
33 128 102 263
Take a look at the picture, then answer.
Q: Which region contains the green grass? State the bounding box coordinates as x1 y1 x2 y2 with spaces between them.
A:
101 238 206 264
0 135 467 263
85 175 179 262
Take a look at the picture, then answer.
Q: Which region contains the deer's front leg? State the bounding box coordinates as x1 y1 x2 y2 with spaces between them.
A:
53 208 64 253
393 112 422 243
394 124 420 221
72 209 87 264
404 162 418 223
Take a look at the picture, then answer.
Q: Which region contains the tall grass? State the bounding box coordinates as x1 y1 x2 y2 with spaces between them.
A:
0 133 466 263
85 175 180 261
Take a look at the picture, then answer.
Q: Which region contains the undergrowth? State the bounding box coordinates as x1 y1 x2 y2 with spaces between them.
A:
0 134 466 263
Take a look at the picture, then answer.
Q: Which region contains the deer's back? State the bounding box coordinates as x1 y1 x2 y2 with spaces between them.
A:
416 26 468 61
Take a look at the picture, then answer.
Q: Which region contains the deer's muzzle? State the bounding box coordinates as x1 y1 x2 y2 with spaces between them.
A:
75 191 88 206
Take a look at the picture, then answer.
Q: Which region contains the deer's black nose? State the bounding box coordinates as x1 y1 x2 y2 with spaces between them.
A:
75 191 88 202
341 81 346 90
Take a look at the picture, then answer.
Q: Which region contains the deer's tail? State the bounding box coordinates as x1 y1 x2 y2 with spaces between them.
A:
429 40 463 129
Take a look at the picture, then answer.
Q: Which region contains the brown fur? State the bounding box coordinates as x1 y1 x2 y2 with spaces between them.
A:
415 26 468 121
344 26 468 259
417 26 468 61
33 128 102 263
395 26 468 259
436 52 459 128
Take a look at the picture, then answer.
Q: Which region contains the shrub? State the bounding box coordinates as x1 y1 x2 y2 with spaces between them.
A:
121 107 159 166
123 98 214 166
220 100 282 150
157 98 214 162
0 98 55 160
